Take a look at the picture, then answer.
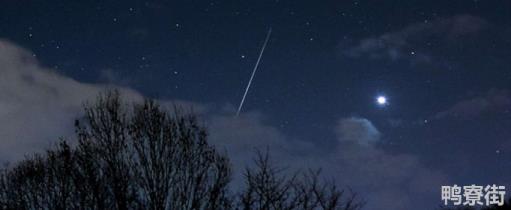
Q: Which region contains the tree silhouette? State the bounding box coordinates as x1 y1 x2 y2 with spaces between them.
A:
0 90 362 210
239 151 363 210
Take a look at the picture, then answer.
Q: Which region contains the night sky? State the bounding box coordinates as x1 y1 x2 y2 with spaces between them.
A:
1 1 511 209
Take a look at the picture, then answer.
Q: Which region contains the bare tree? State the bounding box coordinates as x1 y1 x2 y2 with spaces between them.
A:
0 90 364 210
75 91 138 209
0 142 78 210
73 90 233 210
0 155 47 209
239 151 364 210
128 100 232 210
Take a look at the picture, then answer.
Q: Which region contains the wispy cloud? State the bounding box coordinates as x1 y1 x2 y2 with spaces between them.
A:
434 89 511 119
341 15 508 69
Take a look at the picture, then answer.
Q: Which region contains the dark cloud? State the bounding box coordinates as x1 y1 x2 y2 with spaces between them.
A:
434 89 511 119
343 15 510 69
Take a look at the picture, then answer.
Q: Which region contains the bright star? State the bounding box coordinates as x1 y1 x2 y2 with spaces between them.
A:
377 96 387 105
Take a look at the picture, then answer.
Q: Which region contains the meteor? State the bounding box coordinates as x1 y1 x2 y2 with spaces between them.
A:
236 28 272 117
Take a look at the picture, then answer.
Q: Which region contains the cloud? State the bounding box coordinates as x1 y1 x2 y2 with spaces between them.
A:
434 89 511 119
335 117 380 146
0 39 447 210
327 117 447 209
0 40 207 163
0 40 142 162
342 15 505 68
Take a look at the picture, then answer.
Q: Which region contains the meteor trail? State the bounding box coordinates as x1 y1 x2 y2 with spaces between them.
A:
236 28 272 117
